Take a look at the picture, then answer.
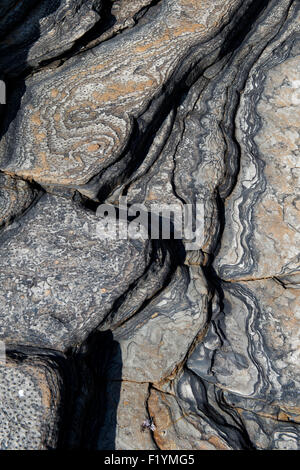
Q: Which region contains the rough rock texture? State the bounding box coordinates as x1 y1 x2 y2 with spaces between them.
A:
0 351 66 449
0 0 243 187
0 0 299 450
0 173 35 227
0 0 103 76
0 192 170 351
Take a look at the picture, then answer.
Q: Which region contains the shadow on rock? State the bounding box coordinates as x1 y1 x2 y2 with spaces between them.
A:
61 330 122 450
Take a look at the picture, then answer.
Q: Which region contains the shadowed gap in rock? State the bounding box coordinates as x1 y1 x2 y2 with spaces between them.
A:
61 330 122 450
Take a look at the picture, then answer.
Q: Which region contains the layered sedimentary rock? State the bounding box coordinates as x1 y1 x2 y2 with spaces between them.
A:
0 0 299 450
0 0 244 188
111 264 210 383
0 0 103 76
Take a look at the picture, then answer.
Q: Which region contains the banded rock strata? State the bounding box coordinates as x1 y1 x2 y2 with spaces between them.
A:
0 0 299 450
0 0 243 187
0 0 103 76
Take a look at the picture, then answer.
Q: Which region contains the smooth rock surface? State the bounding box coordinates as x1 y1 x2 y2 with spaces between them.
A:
111 265 210 383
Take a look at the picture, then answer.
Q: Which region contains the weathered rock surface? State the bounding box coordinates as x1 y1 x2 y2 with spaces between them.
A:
0 173 35 227
148 387 233 450
0 0 299 451
0 193 171 351
111 265 210 384
97 381 157 450
0 0 244 188
0 0 103 76
0 352 64 449
187 280 300 431
214 11 300 280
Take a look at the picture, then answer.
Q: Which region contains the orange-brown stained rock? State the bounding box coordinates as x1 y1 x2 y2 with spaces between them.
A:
148 388 232 450
149 388 178 450
0 0 241 186
99 381 157 450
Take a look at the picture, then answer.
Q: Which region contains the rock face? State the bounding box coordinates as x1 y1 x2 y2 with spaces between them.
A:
0 193 168 351
0 351 65 449
0 0 103 76
0 0 299 450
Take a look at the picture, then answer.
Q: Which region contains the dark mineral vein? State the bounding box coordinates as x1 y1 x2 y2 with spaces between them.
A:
0 0 299 451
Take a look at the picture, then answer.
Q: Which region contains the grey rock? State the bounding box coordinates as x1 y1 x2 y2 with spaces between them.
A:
0 0 102 75
0 193 160 351
214 5 300 281
0 0 299 451
0 173 35 227
111 264 210 383
0 0 244 188
0 353 64 449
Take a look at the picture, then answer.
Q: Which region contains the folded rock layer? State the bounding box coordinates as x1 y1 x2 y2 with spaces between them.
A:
0 0 299 450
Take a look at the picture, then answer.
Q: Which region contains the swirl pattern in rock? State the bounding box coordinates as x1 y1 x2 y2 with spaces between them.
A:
0 0 242 188
0 0 299 451
214 7 300 280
